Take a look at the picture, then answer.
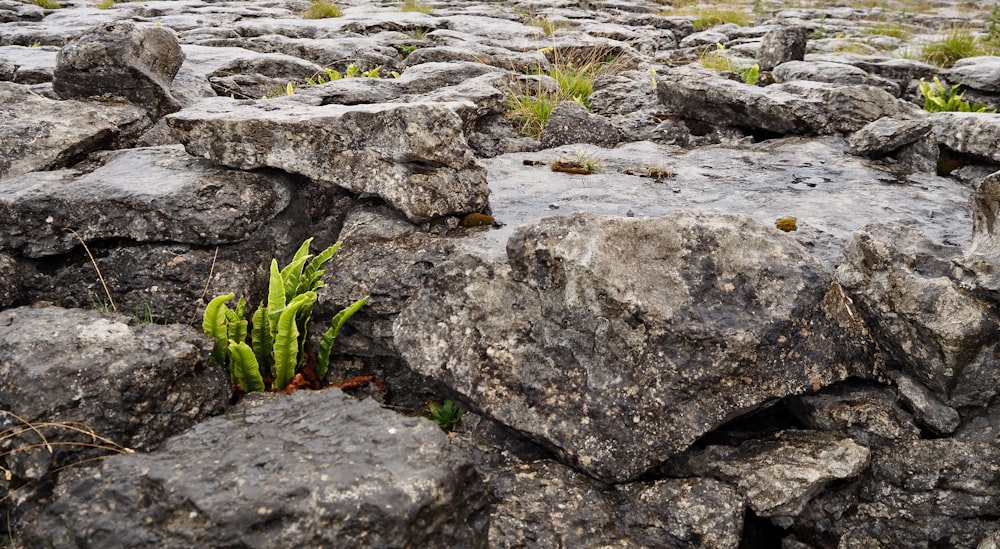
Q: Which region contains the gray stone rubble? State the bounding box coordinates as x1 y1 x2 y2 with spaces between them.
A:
1 0 1000 547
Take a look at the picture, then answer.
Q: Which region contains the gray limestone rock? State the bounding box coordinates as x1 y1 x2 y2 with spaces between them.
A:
847 117 932 157
539 100 621 149
666 430 870 518
0 253 20 308
53 21 185 118
930 112 1000 164
0 82 148 180
793 439 1000 548
945 56 1000 93
774 60 900 95
0 145 293 258
835 223 1000 407
757 26 810 71
395 212 879 483
889 371 960 435
168 98 490 223
487 460 743 548
656 66 918 136
0 305 229 543
0 55 13 80
23 390 488 549
790 383 920 447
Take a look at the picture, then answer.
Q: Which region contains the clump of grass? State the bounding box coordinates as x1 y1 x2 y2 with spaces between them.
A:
863 22 912 40
33 0 60 8
400 0 432 13
506 47 626 138
303 0 342 19
689 8 750 30
526 16 571 36
699 45 759 84
94 0 117 8
920 28 997 68
506 84 557 139
551 150 603 175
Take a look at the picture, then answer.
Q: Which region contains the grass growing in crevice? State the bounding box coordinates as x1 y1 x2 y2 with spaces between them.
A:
920 28 998 68
506 47 628 138
399 0 432 13
303 0 342 19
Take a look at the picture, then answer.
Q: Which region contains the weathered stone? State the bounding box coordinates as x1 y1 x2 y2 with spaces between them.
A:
835 223 1000 407
539 101 621 149
0 44 56 84
487 460 743 548
666 430 870 518
793 439 1000 548
0 253 19 308
955 404 1000 444
847 116 932 157
952 171 1000 300
656 66 919 136
0 305 229 544
930 112 1000 164
757 25 809 71
23 390 488 549
0 145 293 258
945 56 1000 93
395 212 878 482
0 82 148 180
168 98 490 222
616 477 744 548
889 371 960 435
774 60 900 95
0 55 13 80
53 21 185 118
790 383 920 446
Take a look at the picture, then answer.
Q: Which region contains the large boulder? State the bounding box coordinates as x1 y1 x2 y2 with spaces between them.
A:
0 306 229 541
930 112 1000 164
167 98 490 223
0 145 293 258
394 212 879 483
944 56 1000 93
53 21 185 118
655 66 919 136
23 390 488 548
757 25 809 71
0 82 148 180
773 60 900 95
834 223 1000 407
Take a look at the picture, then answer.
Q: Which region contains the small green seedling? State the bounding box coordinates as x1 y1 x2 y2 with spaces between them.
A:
426 400 466 431
919 77 996 113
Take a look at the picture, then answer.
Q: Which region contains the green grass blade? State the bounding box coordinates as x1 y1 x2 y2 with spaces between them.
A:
316 296 368 381
228 340 265 393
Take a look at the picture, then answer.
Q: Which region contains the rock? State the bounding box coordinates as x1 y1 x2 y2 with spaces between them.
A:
930 112 1000 164
0 44 56 84
395 212 878 483
487 460 743 548
0 305 229 542
757 25 809 71
847 117 932 157
774 60 900 95
888 371 960 435
23 390 488 549
835 223 1000 407
0 145 293 258
790 383 920 447
0 55 13 80
616 477 744 548
666 430 870 518
793 439 1000 548
0 82 149 180
168 98 490 223
53 21 185 118
0 253 20 308
945 56 1000 93
539 101 621 148
980 531 1000 549
656 66 918 136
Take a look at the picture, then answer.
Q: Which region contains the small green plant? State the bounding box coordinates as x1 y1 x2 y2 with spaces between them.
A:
919 77 997 113
863 21 911 40
920 28 996 68
739 63 760 85
526 16 570 36
425 400 466 431
400 0 432 13
689 8 749 30
203 238 368 393
27 41 41 48
303 0 342 19
94 0 116 8
32 0 60 8
506 85 557 138
394 43 419 58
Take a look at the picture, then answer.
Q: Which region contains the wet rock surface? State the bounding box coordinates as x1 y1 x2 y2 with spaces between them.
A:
2 0 1000 546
